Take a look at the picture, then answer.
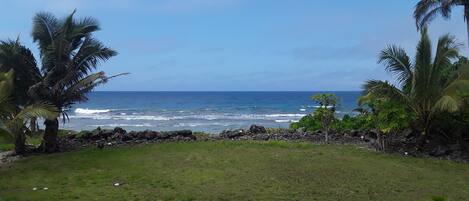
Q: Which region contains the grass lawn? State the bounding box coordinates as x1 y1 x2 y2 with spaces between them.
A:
0 137 13 152
0 141 468 201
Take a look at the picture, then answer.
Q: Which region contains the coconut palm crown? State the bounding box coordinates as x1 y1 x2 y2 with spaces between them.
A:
414 0 469 47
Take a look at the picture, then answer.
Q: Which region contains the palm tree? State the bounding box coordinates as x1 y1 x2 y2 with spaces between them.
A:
414 0 469 47
0 39 41 105
0 39 43 132
362 28 469 136
0 70 58 154
28 11 119 152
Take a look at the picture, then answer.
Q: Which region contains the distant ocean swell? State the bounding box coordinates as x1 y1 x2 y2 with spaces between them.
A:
63 91 361 132
71 108 306 122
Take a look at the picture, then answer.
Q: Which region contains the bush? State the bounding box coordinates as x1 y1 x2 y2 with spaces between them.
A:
290 114 322 132
334 114 374 131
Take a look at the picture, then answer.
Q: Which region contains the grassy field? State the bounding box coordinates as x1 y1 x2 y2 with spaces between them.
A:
0 141 468 201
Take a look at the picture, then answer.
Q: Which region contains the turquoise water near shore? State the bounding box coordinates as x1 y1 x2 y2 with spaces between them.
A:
64 91 361 132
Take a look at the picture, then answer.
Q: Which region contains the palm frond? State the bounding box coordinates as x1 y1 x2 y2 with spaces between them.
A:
433 95 461 113
55 38 117 89
0 70 14 102
32 12 59 54
14 103 58 121
378 45 413 87
433 34 460 74
413 28 435 101
361 80 409 104
0 39 41 105
414 0 458 30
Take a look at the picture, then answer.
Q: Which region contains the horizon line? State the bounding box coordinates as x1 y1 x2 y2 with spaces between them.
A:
93 90 362 92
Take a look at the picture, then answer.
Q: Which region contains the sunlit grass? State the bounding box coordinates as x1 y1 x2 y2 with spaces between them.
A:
0 141 468 200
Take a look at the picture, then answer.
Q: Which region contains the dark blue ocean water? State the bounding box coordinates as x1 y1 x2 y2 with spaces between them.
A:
64 91 361 133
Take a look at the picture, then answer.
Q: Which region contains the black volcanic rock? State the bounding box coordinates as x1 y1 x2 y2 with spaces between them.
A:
220 129 247 139
249 125 267 134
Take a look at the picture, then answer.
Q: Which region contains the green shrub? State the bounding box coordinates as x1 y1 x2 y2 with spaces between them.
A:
290 114 322 132
334 114 374 131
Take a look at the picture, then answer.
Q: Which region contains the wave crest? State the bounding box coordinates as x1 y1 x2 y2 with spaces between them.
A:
75 108 111 114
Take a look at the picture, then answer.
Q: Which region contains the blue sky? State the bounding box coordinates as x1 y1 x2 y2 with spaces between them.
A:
0 0 467 91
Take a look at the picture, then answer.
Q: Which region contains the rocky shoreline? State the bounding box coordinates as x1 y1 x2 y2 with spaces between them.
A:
2 125 468 166
57 124 469 161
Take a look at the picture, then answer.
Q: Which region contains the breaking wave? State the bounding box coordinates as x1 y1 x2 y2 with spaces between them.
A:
75 108 111 114
69 112 307 122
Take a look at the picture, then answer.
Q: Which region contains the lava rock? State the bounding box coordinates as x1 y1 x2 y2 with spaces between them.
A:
143 130 158 140
121 134 134 142
177 130 193 137
219 129 246 139
113 127 127 134
249 125 267 134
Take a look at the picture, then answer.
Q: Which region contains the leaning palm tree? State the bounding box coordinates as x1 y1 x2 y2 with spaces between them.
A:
414 0 469 47
0 70 58 154
0 39 43 132
362 28 469 136
28 11 119 152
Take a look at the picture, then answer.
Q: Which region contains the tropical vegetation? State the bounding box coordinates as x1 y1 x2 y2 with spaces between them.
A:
0 70 57 154
0 11 119 153
292 28 469 152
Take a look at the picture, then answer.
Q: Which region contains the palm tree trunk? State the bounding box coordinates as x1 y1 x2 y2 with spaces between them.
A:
14 134 26 154
43 118 59 152
465 5 469 48
325 127 329 144
30 117 38 133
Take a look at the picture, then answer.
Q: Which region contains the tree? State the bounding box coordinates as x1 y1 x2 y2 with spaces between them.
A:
312 94 339 143
0 39 43 132
28 11 118 152
362 28 469 138
414 0 469 48
359 96 412 152
0 70 57 154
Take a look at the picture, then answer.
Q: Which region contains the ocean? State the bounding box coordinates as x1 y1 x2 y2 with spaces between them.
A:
63 91 361 133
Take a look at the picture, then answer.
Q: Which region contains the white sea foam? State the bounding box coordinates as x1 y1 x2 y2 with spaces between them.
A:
313 105 333 109
89 123 153 127
274 120 292 123
69 115 171 121
265 114 306 118
68 113 307 122
299 108 307 112
175 122 232 127
275 119 301 123
75 108 111 114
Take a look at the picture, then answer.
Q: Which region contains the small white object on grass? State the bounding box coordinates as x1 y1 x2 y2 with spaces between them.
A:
360 136 364 139
43 187 48 190
107 142 112 146
32 187 37 191
404 152 409 156
114 183 120 187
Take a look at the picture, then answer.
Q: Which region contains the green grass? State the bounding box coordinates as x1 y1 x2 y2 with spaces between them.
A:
0 141 468 201
0 136 13 152
0 130 76 151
